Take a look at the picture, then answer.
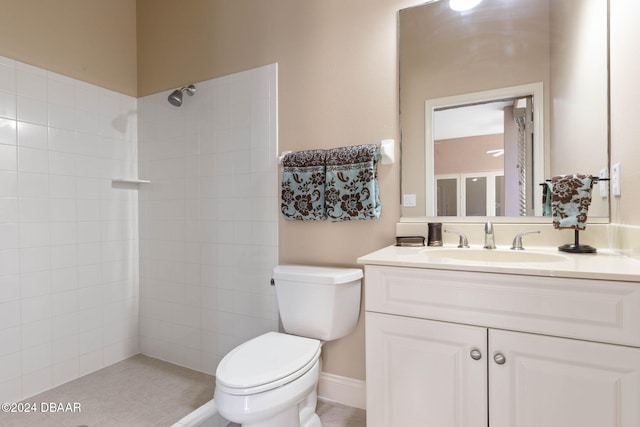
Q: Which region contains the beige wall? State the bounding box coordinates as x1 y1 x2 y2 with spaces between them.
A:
1 0 638 383
0 0 137 96
610 1 640 226
549 0 608 179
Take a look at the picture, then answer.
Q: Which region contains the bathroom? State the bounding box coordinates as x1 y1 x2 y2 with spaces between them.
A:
0 0 639 426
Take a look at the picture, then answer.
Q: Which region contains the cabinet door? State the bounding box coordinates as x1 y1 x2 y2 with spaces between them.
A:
490 329 640 427
365 312 487 427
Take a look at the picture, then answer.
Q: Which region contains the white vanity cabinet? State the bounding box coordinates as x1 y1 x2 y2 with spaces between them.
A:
364 264 640 427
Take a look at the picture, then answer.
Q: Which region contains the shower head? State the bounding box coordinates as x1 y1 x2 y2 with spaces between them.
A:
168 84 196 107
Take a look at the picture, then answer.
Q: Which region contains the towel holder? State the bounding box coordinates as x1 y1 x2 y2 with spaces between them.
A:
558 230 596 254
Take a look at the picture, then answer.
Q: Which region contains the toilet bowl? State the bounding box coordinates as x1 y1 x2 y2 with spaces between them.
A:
214 332 322 427
214 265 363 427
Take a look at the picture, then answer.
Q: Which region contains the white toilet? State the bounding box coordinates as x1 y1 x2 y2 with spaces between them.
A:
214 265 363 427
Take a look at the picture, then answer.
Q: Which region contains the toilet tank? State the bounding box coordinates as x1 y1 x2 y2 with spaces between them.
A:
272 265 363 341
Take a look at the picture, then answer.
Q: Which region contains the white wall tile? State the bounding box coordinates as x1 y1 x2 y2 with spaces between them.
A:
18 172 48 197
0 198 18 222
52 335 78 364
49 174 76 199
0 223 19 249
52 357 79 387
0 172 17 197
18 147 49 173
22 366 52 398
19 222 50 247
0 92 16 121
21 294 52 323
52 312 78 340
0 326 20 357
49 104 76 130
47 74 75 108
50 222 77 245
17 68 47 101
19 247 50 273
78 308 101 333
0 352 21 383
49 151 76 175
22 343 52 376
0 117 17 146
20 271 51 298
0 57 139 401
0 144 17 171
49 128 76 153
18 198 49 222
0 275 20 304
78 264 102 289
17 97 48 125
51 267 78 293
78 349 102 376
17 122 47 149
138 64 278 370
50 199 77 221
21 319 51 349
0 64 17 94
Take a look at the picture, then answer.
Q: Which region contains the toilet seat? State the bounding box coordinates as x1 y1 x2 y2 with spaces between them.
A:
216 332 321 395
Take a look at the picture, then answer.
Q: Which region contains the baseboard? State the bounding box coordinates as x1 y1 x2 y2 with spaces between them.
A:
317 372 366 410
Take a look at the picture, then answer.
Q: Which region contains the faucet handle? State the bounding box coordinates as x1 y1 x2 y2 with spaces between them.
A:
444 229 470 248
511 230 541 250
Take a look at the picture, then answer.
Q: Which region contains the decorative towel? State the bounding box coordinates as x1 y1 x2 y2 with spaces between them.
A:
325 144 381 222
281 150 327 220
542 181 553 216
551 174 594 230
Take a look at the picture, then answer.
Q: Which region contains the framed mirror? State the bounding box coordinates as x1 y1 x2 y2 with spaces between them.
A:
399 0 609 220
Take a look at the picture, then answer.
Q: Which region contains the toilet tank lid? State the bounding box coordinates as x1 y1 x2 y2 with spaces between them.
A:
273 265 363 285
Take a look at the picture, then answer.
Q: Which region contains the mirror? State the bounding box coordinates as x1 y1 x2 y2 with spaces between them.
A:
399 0 609 219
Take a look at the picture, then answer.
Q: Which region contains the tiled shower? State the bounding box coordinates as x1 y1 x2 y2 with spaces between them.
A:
0 55 279 402
137 64 279 375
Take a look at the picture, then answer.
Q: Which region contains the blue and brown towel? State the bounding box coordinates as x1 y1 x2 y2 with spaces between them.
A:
325 144 381 222
280 145 381 221
281 150 327 220
551 174 594 230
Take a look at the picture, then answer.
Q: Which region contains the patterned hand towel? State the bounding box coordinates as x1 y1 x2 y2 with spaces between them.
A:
551 174 594 230
281 150 327 220
325 144 381 222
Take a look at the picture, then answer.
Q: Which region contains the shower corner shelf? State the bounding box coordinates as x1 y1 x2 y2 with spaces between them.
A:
112 178 151 184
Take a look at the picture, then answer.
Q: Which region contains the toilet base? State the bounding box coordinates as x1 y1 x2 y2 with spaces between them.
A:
241 405 299 427
215 359 323 427
239 389 322 427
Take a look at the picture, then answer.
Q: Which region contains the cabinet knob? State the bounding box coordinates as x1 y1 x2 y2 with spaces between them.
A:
470 349 482 360
494 353 506 365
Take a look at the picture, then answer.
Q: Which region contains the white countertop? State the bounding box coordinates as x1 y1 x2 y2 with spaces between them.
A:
357 245 640 282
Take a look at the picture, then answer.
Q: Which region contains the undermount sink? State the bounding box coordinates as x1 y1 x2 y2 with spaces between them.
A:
420 248 566 263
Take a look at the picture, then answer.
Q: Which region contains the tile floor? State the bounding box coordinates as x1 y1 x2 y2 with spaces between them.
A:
0 354 366 427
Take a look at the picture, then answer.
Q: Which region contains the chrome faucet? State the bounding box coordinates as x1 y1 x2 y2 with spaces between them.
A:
444 229 470 248
483 221 496 249
510 230 541 250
